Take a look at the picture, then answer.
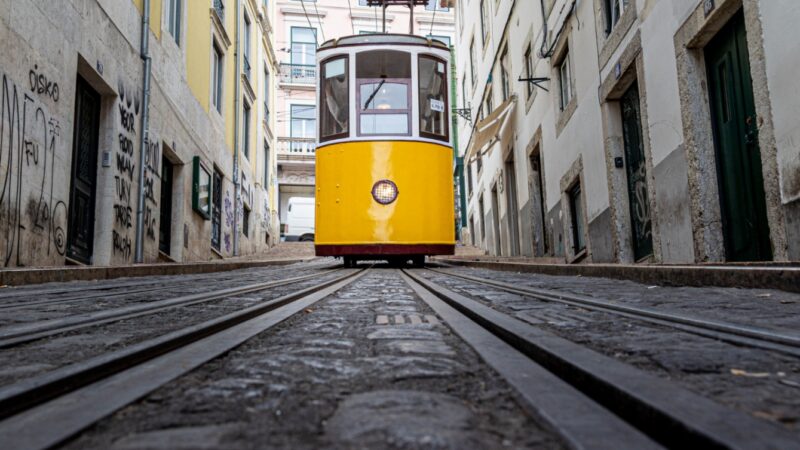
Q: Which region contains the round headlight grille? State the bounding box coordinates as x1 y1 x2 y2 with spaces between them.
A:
371 180 399 205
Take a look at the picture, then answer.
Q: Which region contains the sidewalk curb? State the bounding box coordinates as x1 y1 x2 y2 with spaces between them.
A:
433 258 800 293
0 259 314 287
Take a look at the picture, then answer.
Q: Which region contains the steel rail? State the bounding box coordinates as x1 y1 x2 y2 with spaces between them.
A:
429 267 800 357
0 268 345 348
399 270 660 450
0 268 367 430
0 264 340 311
403 269 798 450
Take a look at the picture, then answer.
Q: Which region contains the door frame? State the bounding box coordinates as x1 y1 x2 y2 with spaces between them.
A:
674 0 786 262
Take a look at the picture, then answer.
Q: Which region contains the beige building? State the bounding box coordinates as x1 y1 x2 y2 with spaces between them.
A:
0 0 279 267
273 0 455 237
455 0 800 263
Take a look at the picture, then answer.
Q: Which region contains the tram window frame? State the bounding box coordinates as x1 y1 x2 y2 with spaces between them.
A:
418 54 450 142
356 50 413 138
319 55 350 142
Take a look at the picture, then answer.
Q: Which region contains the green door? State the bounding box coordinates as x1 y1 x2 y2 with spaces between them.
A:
706 11 771 261
621 82 653 261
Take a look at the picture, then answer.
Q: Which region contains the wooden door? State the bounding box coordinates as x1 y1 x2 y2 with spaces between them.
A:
159 156 173 254
621 82 653 261
67 78 100 264
706 11 771 261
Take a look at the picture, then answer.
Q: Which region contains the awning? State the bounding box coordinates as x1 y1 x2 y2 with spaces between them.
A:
465 95 517 163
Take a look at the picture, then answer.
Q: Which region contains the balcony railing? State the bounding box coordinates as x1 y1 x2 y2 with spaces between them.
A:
277 137 316 155
279 63 316 85
213 0 225 22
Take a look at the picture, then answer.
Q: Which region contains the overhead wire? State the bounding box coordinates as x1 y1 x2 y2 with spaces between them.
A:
298 0 319 45
429 2 437 37
347 0 356 35
312 0 327 42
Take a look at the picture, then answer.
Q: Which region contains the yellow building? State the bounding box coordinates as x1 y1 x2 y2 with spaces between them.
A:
0 0 279 267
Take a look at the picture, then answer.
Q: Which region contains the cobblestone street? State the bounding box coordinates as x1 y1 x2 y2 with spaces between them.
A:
1 259 798 449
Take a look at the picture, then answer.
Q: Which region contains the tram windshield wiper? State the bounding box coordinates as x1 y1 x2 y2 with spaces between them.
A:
363 80 386 110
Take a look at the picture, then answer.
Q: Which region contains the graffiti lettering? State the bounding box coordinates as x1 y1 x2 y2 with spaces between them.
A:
144 206 156 240
113 204 133 229
112 229 132 260
29 65 59 102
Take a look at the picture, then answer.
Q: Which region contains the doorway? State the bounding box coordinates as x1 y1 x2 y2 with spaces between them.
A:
529 149 548 256
159 156 174 255
620 81 653 261
67 77 101 264
706 11 771 261
491 185 501 256
504 158 520 256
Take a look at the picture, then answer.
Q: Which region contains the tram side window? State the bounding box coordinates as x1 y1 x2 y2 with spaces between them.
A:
419 55 449 141
320 56 349 142
356 50 412 136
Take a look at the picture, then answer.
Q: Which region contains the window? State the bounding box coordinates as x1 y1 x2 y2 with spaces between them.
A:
242 101 251 159
484 86 493 115
477 154 483 173
569 183 586 253
212 43 223 113
559 52 572 110
167 0 181 45
467 163 473 195
291 27 317 67
264 139 270 186
480 0 490 46
243 14 252 80
500 47 510 101
290 104 315 152
263 65 270 123
604 0 626 35
469 38 477 85
461 76 467 108
419 55 449 141
426 2 449 11
357 50 411 136
524 44 534 97
192 157 211 219
320 56 349 141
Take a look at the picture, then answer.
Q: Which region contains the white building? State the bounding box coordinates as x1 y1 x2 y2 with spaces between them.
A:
455 0 800 263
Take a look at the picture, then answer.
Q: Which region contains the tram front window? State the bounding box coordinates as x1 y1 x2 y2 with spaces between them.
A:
320 56 349 141
357 50 411 136
419 55 449 141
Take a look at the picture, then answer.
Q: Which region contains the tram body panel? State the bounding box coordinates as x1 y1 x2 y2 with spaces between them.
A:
315 140 455 255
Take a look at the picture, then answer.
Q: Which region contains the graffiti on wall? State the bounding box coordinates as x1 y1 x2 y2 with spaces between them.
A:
0 67 67 267
112 81 139 261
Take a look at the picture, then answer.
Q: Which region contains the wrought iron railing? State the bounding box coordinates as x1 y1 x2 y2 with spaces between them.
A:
213 0 225 22
279 63 316 85
277 137 316 155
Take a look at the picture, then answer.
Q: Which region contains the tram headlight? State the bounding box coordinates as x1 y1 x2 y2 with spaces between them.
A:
371 180 399 205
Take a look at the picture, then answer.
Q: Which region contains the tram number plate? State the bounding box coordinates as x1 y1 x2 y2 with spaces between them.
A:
430 99 445 112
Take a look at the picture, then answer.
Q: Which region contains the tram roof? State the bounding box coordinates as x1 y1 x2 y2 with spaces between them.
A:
318 34 450 51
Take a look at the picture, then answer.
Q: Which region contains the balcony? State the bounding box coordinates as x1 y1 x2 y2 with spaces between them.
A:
277 137 316 155
279 63 316 86
213 0 225 22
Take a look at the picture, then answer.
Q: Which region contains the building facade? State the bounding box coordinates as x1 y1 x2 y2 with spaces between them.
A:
0 0 279 267
455 0 800 263
273 0 455 235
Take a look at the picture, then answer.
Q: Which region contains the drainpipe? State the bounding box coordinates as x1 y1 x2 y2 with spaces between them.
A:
232 0 242 256
134 0 153 264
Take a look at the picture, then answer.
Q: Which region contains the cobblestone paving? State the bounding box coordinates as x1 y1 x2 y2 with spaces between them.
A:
423 269 800 434
0 263 340 385
65 270 563 450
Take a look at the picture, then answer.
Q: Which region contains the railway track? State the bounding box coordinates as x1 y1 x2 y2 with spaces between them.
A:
0 267 367 449
0 266 342 348
1 264 795 449
427 267 800 357
402 268 798 449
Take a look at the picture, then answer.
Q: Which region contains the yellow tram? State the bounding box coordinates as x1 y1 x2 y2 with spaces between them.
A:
314 34 455 267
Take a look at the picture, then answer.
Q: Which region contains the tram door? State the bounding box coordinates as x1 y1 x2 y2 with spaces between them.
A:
620 82 653 261
67 78 101 264
706 11 771 261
